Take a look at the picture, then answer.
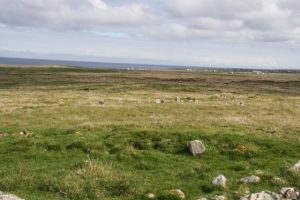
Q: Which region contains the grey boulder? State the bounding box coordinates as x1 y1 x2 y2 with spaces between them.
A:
188 140 206 156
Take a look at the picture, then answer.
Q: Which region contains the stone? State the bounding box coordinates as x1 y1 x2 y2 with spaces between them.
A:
237 101 245 106
240 175 260 184
188 140 206 156
197 198 208 200
239 191 282 200
175 96 181 102
236 185 250 196
146 193 155 199
155 99 164 104
169 189 185 199
292 160 300 171
254 170 265 176
18 131 32 137
280 187 297 199
271 177 287 185
212 174 227 188
0 192 25 200
211 195 226 200
99 99 105 105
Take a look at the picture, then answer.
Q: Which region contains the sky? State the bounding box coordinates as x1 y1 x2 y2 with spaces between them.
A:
0 0 300 69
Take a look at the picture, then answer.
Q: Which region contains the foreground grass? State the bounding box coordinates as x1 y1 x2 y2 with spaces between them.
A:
0 66 299 200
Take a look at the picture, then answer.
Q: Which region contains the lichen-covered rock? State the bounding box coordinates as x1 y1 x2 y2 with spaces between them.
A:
212 174 227 188
239 191 282 200
240 175 260 184
280 187 297 199
169 189 185 199
188 140 206 156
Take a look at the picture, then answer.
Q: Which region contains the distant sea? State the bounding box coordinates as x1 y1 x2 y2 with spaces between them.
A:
0 57 180 69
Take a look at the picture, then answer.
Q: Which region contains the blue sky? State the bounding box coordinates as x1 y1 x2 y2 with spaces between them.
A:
0 0 300 69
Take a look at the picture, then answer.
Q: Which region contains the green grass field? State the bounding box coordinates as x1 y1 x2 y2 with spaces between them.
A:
0 66 299 200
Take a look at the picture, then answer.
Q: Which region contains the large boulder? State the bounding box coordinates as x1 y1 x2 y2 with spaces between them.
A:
240 175 260 184
212 174 227 188
188 140 206 156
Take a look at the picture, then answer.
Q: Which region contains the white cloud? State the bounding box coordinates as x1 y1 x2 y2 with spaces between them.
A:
0 0 157 29
161 0 300 43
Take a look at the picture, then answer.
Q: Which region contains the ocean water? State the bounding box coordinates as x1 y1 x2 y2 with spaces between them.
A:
0 57 179 69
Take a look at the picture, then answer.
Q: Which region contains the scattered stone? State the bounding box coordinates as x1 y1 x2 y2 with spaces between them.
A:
235 185 250 196
271 177 287 185
211 195 226 200
18 131 33 137
188 140 206 156
212 174 227 188
0 132 7 138
254 170 265 176
146 193 155 199
237 101 245 106
292 160 300 171
0 192 25 200
175 96 181 102
169 189 185 199
74 131 82 137
98 99 105 105
239 191 282 200
280 187 297 199
222 143 230 148
155 99 164 104
240 175 260 184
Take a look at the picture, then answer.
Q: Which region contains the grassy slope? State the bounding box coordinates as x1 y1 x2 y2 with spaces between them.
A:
0 66 299 200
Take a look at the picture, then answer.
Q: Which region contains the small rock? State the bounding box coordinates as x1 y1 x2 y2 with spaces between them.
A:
212 174 227 188
255 170 265 176
146 193 155 199
169 189 185 199
240 175 260 184
211 195 226 200
0 192 25 200
19 131 33 137
155 99 164 104
280 187 297 199
239 191 282 200
271 177 287 185
99 99 105 105
222 143 230 148
197 198 208 200
188 140 206 156
175 96 181 102
292 160 300 171
236 185 250 196
237 101 245 106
